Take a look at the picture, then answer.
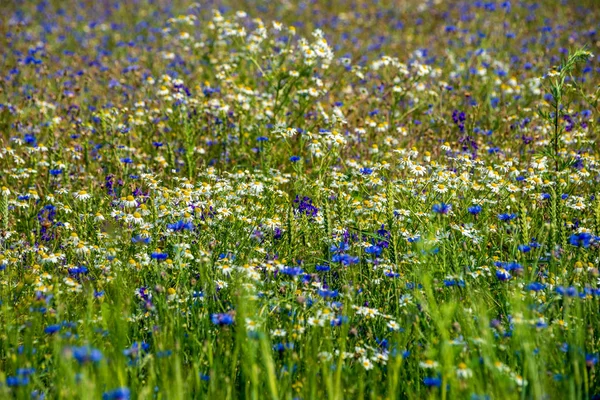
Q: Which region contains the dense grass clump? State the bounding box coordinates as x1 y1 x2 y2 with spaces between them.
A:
1 0 600 398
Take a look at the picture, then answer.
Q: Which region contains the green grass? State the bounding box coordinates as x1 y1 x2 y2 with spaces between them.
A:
0 0 600 399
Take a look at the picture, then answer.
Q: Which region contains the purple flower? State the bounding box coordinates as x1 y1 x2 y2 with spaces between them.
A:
294 195 319 218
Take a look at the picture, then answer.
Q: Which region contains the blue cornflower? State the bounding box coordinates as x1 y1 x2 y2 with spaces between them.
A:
330 242 350 253
289 155 301 162
317 289 339 299
566 287 578 297
15 368 35 376
211 313 234 326
294 195 318 217
569 232 592 248
432 203 452 214
6 375 30 387
443 278 465 287
49 169 63 176
365 245 383 257
123 342 149 359
535 320 548 329
423 376 442 387
68 266 89 276
103 388 131 400
315 264 330 272
331 253 359 266
71 346 103 365
150 252 168 260
132 235 151 244
166 220 194 231
556 286 578 297
468 205 482 215
526 282 545 292
44 324 61 334
495 269 511 281
498 213 517 221
281 266 304 276
517 244 531 253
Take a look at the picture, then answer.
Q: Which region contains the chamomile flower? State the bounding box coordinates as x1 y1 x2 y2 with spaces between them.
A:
74 190 91 201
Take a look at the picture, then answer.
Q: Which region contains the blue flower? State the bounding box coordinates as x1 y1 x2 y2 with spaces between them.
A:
6 375 30 387
317 289 339 298
150 252 168 260
71 346 103 365
443 279 465 287
315 264 330 272
423 376 442 387
103 388 131 400
15 368 35 376
498 213 517 221
132 235 151 244
289 156 301 162
331 253 359 266
526 282 545 292
432 203 452 214
568 232 592 248
555 286 578 297
123 342 150 359
330 242 350 253
211 313 234 326
517 244 531 253
44 324 61 334
495 269 511 281
166 220 194 231
468 205 482 215
68 266 89 276
365 245 383 257
281 266 304 276
294 195 318 218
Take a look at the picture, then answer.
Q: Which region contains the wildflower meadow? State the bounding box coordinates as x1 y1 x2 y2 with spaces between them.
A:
1 0 600 398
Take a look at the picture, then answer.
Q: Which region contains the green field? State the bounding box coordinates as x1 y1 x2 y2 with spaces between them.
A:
1 0 600 398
